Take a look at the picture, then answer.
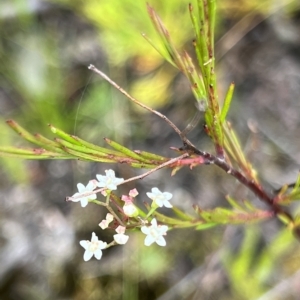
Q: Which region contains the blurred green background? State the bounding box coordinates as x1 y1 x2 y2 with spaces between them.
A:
0 0 300 299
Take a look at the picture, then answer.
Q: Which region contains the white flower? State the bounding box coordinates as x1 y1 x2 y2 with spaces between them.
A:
141 218 168 246
146 187 173 208
113 226 129 245
79 232 107 261
71 180 97 207
99 213 114 229
96 170 124 191
123 202 139 217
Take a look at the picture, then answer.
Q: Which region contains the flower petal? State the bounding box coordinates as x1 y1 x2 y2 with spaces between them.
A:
79 240 89 249
156 236 166 246
98 241 107 249
150 218 158 226
91 232 98 242
80 198 89 207
94 249 103 260
141 226 150 235
71 192 81 203
144 235 154 246
77 183 85 193
83 250 93 261
163 201 172 208
163 192 172 200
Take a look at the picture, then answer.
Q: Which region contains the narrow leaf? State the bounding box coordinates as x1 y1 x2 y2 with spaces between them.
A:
226 195 243 210
0 146 71 159
62 147 116 163
71 135 128 157
291 172 300 194
220 82 235 123
55 138 113 158
104 138 152 163
196 223 218 230
34 134 67 154
153 211 198 227
49 124 82 146
133 150 168 162
172 206 195 221
6 120 45 147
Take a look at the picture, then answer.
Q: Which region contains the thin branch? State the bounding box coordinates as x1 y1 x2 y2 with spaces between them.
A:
66 153 189 201
188 144 294 222
121 153 189 184
88 64 197 149
89 65 181 134
90 199 124 226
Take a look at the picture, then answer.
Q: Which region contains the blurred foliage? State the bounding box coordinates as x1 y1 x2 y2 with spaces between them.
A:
218 0 298 18
0 0 300 299
223 227 296 299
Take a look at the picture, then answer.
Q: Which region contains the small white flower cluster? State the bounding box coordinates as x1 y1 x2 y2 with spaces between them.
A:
80 216 168 261
70 170 124 207
80 213 129 261
70 169 173 261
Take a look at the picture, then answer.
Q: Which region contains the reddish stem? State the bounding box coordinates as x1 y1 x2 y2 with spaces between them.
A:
185 144 293 222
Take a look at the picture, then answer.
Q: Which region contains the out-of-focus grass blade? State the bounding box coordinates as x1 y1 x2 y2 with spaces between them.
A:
291 172 300 194
146 4 185 71
142 33 176 67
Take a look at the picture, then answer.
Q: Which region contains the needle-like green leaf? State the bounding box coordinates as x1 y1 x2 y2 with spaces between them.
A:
220 82 235 123
104 138 153 164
